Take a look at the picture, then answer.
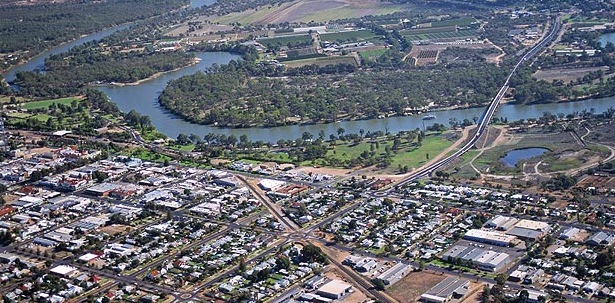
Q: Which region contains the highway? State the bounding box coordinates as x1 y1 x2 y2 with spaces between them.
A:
394 15 562 188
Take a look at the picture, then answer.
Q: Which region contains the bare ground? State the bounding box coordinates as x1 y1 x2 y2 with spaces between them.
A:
387 271 447 302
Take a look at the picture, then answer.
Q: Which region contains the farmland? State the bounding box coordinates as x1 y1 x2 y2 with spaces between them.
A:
320 30 380 43
210 0 411 25
257 34 313 49
403 29 479 42
282 55 358 68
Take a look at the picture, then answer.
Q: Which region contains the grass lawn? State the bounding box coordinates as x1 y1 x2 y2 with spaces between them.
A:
169 144 195 152
359 48 388 61
6 112 32 119
320 30 378 43
131 149 173 163
21 96 84 110
32 114 52 122
282 56 357 68
257 34 312 48
390 135 454 169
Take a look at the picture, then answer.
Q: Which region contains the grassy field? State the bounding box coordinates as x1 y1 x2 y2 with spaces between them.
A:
320 30 378 43
282 56 358 68
21 96 84 110
472 130 610 175
389 136 454 170
403 29 478 42
359 48 388 61
257 34 312 48
431 17 477 27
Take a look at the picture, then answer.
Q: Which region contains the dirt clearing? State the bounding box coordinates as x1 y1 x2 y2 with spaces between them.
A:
387 271 447 302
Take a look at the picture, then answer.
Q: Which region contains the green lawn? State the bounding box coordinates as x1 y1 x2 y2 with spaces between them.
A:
258 34 312 48
169 144 195 152
390 135 454 169
21 96 84 110
320 30 378 43
359 48 388 61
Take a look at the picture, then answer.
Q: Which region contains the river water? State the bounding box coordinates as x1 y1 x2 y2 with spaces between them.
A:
3 13 615 143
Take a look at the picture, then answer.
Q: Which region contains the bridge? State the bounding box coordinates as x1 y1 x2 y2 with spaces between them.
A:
394 15 562 188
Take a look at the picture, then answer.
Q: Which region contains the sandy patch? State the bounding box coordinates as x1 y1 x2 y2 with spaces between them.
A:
99 224 134 236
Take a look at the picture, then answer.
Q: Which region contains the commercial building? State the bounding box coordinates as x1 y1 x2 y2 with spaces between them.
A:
463 229 516 247
442 245 511 272
420 277 469 303
377 263 411 285
316 280 353 299
586 231 615 247
484 215 518 231
506 219 551 241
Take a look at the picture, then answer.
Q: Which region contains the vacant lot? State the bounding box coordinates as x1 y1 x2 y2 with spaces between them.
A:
211 0 410 25
387 271 447 302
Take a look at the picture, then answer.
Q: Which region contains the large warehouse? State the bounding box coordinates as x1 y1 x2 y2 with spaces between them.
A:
442 245 511 272
463 229 516 247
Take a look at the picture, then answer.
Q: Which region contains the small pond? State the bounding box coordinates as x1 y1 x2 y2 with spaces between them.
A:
500 148 549 167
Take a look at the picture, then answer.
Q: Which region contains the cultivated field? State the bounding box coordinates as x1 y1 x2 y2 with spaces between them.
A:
210 0 410 25
282 55 358 68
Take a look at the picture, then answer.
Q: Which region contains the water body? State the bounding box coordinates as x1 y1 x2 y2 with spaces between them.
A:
500 148 549 167
3 24 131 83
190 0 216 8
598 32 615 47
100 54 615 142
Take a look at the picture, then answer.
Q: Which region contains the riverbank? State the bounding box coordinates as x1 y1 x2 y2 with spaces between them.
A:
108 57 202 87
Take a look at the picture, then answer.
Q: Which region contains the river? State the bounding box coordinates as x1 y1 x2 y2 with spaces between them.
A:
3 12 615 143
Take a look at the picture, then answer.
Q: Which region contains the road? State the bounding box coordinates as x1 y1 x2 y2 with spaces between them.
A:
393 15 562 188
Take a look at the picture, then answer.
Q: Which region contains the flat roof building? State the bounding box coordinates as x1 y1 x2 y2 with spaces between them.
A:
420 277 469 303
377 262 411 286
464 229 516 246
442 245 511 272
317 280 353 299
484 215 518 231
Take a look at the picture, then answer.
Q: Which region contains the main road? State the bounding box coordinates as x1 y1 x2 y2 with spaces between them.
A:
394 15 562 188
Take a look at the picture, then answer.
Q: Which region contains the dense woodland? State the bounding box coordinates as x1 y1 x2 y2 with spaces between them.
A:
159 59 510 127
15 50 193 98
0 0 188 54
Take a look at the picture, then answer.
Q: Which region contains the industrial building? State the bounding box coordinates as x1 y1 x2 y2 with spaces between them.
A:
316 280 353 299
463 229 516 246
376 262 412 285
442 245 511 272
420 277 469 303
484 215 518 231
506 219 551 241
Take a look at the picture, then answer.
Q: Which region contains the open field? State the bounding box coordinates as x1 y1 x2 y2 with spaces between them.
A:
257 34 312 48
533 66 610 83
210 0 410 25
282 55 358 68
403 29 479 42
20 96 85 110
473 130 610 175
320 30 379 43
359 48 388 61
387 271 447 302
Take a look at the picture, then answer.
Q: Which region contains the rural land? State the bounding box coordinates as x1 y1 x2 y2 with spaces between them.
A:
0 0 615 303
